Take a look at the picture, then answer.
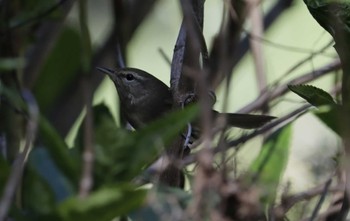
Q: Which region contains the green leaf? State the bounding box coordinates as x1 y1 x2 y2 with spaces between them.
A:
314 106 342 135
0 84 27 161
288 84 336 107
27 147 75 202
303 0 350 112
129 186 191 221
56 184 147 221
74 104 133 185
38 116 80 185
248 124 292 203
0 82 27 110
33 26 81 112
0 58 25 71
22 165 56 214
123 104 199 180
75 103 198 185
304 0 350 38
0 83 80 185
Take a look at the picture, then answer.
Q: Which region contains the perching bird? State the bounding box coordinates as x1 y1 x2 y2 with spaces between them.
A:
97 67 275 131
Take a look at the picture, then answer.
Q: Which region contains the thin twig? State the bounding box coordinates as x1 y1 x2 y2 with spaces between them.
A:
78 79 94 198
212 0 248 178
158 48 171 66
78 0 92 72
184 63 341 166
270 39 334 87
238 59 341 113
226 104 311 150
274 181 342 218
299 205 342 221
182 103 312 166
247 0 267 102
115 42 126 68
78 0 94 198
226 0 294 76
208 0 248 89
0 90 39 221
309 179 333 221
246 32 334 56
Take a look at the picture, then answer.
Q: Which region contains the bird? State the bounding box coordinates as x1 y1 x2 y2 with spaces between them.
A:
97 67 276 188
97 67 275 132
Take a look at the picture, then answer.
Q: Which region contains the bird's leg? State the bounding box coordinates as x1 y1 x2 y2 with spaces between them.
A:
183 92 197 106
181 93 197 151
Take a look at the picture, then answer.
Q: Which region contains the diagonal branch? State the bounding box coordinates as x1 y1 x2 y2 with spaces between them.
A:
238 59 341 114
182 103 312 166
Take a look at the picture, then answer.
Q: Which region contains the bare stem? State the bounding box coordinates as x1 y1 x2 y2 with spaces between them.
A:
0 91 39 221
78 0 94 198
247 0 267 101
308 179 333 221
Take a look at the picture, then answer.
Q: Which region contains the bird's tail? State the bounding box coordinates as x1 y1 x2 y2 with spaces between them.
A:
217 112 276 129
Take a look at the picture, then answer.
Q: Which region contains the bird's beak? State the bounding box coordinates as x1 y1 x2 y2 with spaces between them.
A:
96 67 114 77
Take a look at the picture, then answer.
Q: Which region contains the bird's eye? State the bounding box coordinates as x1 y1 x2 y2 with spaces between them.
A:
125 73 134 81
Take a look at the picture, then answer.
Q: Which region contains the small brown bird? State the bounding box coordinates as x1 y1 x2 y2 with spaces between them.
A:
97 67 275 130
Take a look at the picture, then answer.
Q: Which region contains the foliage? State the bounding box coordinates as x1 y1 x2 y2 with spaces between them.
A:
248 124 292 204
0 0 349 221
288 84 336 107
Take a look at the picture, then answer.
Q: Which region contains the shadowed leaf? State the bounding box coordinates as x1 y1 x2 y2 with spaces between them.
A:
56 184 147 221
0 58 25 71
248 124 292 203
304 0 350 38
314 106 341 135
75 103 198 185
33 26 81 112
288 84 336 107
129 186 191 221
39 116 80 185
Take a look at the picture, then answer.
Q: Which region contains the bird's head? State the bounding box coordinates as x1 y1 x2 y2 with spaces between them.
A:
97 67 170 106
